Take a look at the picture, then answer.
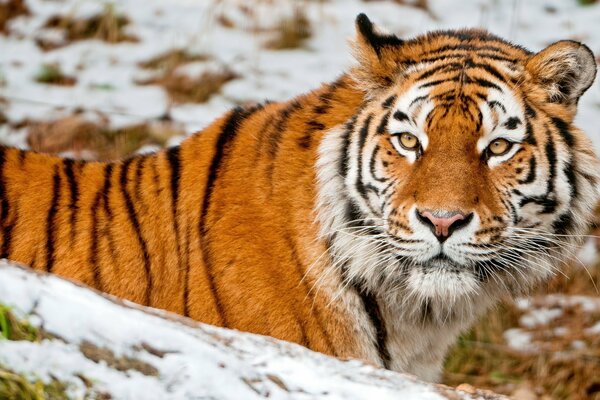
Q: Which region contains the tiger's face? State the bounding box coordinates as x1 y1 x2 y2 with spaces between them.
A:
318 16 599 312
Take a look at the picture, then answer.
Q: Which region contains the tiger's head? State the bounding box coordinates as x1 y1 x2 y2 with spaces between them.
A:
317 15 599 320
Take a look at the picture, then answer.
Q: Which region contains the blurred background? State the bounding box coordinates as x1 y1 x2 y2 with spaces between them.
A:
1 0 599 399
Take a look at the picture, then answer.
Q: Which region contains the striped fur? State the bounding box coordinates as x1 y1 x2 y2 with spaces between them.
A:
0 15 598 381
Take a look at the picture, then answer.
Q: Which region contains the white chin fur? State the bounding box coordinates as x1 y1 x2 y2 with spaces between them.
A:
406 267 480 301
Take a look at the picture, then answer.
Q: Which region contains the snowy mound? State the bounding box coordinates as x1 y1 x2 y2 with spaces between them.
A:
0 261 505 399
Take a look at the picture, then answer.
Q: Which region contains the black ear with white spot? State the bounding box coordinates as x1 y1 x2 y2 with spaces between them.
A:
526 40 597 106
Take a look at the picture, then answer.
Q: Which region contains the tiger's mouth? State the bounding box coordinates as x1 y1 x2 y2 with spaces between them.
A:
426 254 459 269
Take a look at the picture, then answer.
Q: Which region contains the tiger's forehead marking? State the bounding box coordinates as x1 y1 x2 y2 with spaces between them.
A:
386 64 526 155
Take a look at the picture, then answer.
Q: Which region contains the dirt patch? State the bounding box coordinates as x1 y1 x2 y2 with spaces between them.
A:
27 116 184 160
0 0 29 34
41 4 137 49
34 63 77 86
79 340 159 377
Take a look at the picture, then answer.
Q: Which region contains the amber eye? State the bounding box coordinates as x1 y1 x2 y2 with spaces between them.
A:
488 138 512 156
398 132 420 150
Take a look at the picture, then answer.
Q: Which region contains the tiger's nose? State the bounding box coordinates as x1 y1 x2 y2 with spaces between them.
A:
416 210 473 242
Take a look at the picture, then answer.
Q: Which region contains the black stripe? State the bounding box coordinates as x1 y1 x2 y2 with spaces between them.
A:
473 78 502 91
120 158 153 305
268 100 302 159
134 156 145 203
376 112 390 135
355 115 373 199
392 110 409 122
518 156 537 184
382 95 397 109
102 164 113 218
89 191 103 289
0 148 10 258
519 131 558 213
428 43 511 56
471 62 508 84
416 52 518 64
199 106 258 325
420 75 460 88
553 212 574 235
339 116 356 178
524 102 537 119
167 147 181 220
524 120 536 145
415 62 462 81
166 146 187 315
63 159 79 243
408 95 429 109
299 120 326 149
551 117 575 147
89 164 112 289
545 132 557 195
369 144 387 183
314 80 342 114
46 166 61 272
354 285 391 369
563 162 578 201
504 117 521 130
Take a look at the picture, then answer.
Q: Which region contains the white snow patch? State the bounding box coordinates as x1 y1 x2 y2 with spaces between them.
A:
0 261 502 400
504 328 536 353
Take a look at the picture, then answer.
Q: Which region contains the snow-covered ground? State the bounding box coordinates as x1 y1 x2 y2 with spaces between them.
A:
0 262 506 400
1 0 600 150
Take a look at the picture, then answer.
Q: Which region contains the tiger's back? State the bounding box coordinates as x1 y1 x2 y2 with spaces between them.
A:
0 80 366 358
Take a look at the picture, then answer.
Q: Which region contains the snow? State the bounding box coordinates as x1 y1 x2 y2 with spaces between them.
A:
506 293 600 353
503 328 536 353
1 0 600 149
0 261 504 400
519 307 563 329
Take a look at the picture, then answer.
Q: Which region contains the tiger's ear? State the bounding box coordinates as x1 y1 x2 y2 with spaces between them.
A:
526 40 597 107
351 14 404 93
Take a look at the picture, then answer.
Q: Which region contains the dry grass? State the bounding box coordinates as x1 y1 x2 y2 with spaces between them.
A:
0 305 44 342
27 116 184 160
444 259 600 400
0 306 70 399
139 50 210 71
139 50 236 104
153 69 237 104
264 8 312 50
362 0 431 12
41 3 137 49
34 63 76 86
0 0 28 34
0 368 69 400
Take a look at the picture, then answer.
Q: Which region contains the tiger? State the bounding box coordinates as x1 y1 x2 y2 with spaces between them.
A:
0 14 598 381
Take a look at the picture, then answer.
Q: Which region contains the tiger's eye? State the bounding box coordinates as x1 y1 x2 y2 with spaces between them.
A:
399 132 419 150
488 138 511 156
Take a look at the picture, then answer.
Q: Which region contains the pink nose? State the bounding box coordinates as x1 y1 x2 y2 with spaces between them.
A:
418 210 467 239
